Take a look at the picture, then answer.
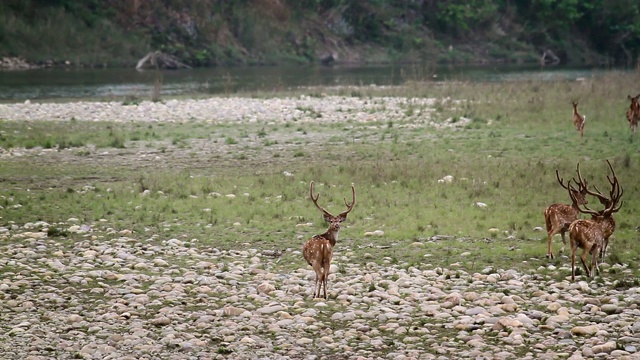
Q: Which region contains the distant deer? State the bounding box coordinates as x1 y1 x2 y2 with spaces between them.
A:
574 160 622 261
544 167 588 259
572 101 586 138
626 94 640 134
302 181 355 299
566 161 623 281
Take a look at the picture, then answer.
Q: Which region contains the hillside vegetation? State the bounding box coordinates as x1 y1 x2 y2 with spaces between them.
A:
1 0 640 68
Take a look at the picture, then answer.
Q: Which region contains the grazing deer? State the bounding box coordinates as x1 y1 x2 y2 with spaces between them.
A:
566 162 623 281
302 181 356 299
572 101 586 138
574 160 622 261
626 94 640 134
544 168 588 259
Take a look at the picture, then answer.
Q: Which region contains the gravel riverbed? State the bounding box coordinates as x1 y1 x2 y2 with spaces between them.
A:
1 97 639 359
1 221 639 360
0 95 443 125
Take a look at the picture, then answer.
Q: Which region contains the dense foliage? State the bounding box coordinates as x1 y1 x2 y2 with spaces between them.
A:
1 0 639 67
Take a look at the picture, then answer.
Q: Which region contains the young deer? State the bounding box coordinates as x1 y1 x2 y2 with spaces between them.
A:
302 181 356 299
626 94 640 134
572 101 586 138
574 160 622 261
544 168 588 259
566 163 623 281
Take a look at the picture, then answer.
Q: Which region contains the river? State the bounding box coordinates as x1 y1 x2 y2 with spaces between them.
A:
0 64 617 101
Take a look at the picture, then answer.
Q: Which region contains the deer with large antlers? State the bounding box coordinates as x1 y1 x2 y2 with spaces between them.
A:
574 160 623 261
302 181 355 299
544 168 589 259
626 94 640 134
567 161 623 281
572 101 586 139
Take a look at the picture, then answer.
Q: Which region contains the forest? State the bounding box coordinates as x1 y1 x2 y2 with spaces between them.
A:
0 0 639 68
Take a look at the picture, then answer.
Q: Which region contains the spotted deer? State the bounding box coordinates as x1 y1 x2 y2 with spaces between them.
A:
572 101 586 138
626 94 640 134
544 167 588 259
574 160 622 261
302 181 355 299
567 161 623 281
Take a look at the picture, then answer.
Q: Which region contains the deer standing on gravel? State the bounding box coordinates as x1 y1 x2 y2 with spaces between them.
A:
626 94 640 134
574 160 623 261
566 161 623 281
544 168 588 259
572 101 586 139
302 181 356 299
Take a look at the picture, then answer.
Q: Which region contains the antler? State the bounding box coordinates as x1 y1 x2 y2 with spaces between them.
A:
570 161 624 216
309 181 334 218
588 160 614 199
309 181 356 219
601 160 624 215
553 164 588 198
572 162 618 206
555 169 570 190
572 163 590 192
338 185 356 218
567 180 599 216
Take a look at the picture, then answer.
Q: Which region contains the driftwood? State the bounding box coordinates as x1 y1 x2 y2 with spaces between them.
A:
319 51 338 66
540 49 560 66
136 51 191 71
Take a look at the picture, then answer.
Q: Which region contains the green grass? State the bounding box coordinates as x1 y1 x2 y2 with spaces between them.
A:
0 120 212 150
1 71 640 283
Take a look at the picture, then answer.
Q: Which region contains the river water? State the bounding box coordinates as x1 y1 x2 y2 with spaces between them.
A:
0 64 615 101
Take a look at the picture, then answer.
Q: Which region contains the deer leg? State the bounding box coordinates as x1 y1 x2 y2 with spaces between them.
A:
571 243 577 282
546 228 557 259
559 231 567 256
591 245 600 277
313 273 319 298
312 265 322 298
316 274 323 298
600 237 609 262
546 234 553 259
580 245 592 278
322 267 329 300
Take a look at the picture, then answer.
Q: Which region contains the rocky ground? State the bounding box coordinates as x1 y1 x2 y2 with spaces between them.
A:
0 57 40 70
1 220 639 360
1 98 639 359
0 94 447 125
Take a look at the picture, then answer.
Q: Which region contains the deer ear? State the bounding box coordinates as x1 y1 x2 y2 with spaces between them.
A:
323 214 333 222
338 215 347 222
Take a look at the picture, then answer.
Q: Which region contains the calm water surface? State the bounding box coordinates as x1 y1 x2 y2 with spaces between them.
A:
0 64 617 101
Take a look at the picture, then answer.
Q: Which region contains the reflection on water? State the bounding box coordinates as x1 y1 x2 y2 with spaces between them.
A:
0 64 620 101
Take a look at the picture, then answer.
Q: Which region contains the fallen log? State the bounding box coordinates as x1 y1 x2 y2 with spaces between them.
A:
540 49 560 66
136 51 191 70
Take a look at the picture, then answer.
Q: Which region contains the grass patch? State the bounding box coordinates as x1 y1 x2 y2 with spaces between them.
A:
1 72 640 280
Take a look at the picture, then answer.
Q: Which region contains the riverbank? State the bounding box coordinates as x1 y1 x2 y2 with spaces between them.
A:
1 88 640 359
0 95 450 125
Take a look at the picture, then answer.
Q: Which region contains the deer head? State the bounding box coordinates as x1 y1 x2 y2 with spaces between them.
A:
309 181 356 243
